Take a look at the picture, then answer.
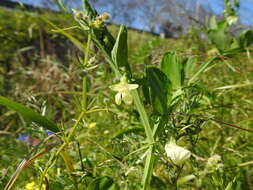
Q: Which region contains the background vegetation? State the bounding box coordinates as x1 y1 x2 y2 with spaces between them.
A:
0 0 253 189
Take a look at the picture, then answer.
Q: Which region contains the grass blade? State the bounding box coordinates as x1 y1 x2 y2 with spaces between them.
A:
0 96 59 132
42 17 88 52
188 57 218 84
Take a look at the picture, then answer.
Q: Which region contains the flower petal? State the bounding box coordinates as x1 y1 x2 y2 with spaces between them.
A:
115 92 122 105
165 142 191 166
110 83 130 92
126 84 139 90
122 92 133 104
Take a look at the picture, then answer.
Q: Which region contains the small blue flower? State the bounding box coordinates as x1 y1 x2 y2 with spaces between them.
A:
46 131 53 136
17 135 29 142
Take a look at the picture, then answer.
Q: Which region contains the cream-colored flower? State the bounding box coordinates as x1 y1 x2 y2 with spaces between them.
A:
165 139 191 166
227 16 238 25
110 75 138 105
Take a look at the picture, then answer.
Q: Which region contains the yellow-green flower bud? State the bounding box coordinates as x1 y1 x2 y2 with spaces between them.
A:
92 19 104 29
73 9 84 21
101 12 110 21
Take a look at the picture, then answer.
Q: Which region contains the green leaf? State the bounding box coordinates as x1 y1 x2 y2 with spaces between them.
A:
160 52 182 89
230 30 253 52
183 57 197 78
238 30 253 48
234 0 240 8
0 96 59 132
208 21 232 52
146 67 170 114
87 176 119 190
111 25 131 75
223 47 244 56
83 0 97 20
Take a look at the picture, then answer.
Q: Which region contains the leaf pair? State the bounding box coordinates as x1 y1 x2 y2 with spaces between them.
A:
146 52 195 114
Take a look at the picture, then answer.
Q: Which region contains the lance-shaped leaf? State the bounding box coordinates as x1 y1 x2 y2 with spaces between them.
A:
83 0 97 20
0 96 59 133
111 25 131 75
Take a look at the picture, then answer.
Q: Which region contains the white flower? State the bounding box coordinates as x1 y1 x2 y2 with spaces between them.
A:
227 16 238 25
206 154 223 170
165 139 191 166
110 75 138 105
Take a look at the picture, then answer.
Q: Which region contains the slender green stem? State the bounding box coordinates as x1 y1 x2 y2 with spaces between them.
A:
84 32 91 67
67 111 86 142
132 90 154 143
142 146 155 190
82 77 87 111
81 32 91 111
132 90 155 190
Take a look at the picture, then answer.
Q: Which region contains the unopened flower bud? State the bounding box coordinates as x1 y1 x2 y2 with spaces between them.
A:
92 19 104 29
101 12 110 21
73 9 84 21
